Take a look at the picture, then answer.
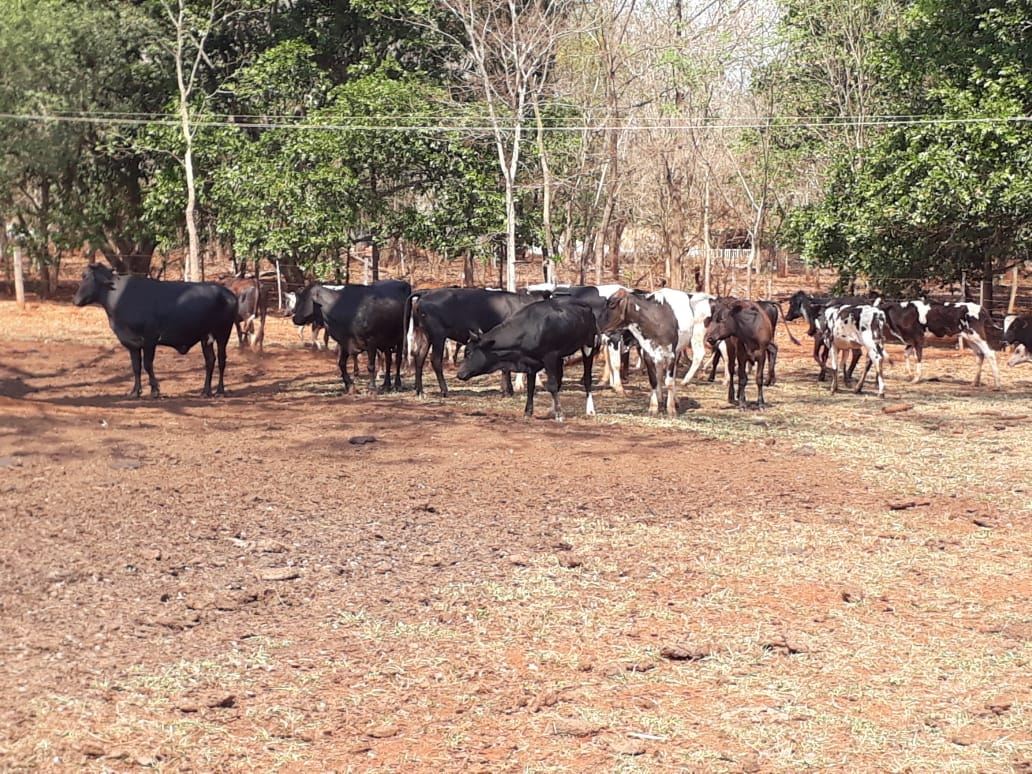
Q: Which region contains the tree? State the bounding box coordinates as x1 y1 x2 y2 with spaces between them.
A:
436 0 577 291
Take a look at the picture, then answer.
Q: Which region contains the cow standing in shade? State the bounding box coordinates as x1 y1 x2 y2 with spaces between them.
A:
456 298 597 421
1003 314 1031 366
292 280 411 392
72 264 237 398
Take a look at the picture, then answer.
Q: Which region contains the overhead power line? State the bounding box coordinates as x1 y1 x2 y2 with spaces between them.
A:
0 111 1030 132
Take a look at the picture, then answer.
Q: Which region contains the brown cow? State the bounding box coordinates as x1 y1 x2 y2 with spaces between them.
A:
704 299 773 409
217 276 267 351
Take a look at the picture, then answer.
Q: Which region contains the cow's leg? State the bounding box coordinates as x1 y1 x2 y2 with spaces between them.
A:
707 345 721 382
142 343 160 398
338 347 355 393
127 347 143 398
643 355 660 415
582 346 596 416
665 359 678 416
200 340 216 397
523 370 537 418
429 336 448 397
392 346 403 390
681 327 706 385
736 347 749 410
875 349 886 396
855 349 873 394
501 370 515 396
725 347 736 404
253 315 265 352
412 334 430 396
766 342 778 386
234 320 245 348
829 345 840 394
845 349 861 384
545 355 565 422
755 350 763 408
971 337 1001 389
814 338 826 380
608 340 625 394
367 347 379 392
215 335 228 396
913 341 924 383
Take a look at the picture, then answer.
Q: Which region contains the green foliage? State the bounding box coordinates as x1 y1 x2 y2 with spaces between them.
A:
784 0 1032 293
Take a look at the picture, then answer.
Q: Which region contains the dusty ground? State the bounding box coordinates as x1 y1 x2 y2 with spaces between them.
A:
1 299 1030 773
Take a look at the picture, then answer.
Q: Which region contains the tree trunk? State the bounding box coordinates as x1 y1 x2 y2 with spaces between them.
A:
463 250 475 287
702 173 712 294
503 175 518 291
175 13 201 283
980 254 993 312
594 199 615 285
533 99 556 285
371 240 380 282
13 241 26 310
608 219 625 282
1008 263 1020 314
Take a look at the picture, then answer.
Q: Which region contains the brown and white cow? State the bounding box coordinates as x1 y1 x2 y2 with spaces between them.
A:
217 276 267 351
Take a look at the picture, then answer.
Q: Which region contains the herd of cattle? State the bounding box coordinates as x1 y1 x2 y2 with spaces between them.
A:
70 263 1031 418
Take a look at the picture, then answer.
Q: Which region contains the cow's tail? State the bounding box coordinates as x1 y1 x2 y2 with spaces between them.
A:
402 292 420 362
776 303 803 345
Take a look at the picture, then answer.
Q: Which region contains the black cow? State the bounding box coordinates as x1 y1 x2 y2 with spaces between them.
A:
786 291 868 381
1004 314 1031 367
456 298 597 421
72 263 237 398
292 280 411 392
404 287 545 397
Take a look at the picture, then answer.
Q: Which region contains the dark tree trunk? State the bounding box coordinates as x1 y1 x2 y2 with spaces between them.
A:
371 240 380 282
463 250 475 287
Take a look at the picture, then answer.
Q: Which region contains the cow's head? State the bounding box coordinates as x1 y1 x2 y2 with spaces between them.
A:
283 291 297 316
785 290 808 322
456 330 499 381
1008 344 1031 367
598 289 631 333
291 286 318 326
705 300 738 347
72 264 116 307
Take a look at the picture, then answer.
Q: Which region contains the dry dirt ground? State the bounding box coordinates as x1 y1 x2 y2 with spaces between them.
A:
1 299 1030 773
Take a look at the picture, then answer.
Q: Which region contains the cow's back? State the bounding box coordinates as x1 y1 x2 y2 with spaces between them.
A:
111 278 237 350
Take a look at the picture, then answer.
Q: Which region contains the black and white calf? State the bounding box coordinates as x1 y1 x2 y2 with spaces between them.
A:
822 304 888 397
786 291 867 381
456 298 597 421
1003 314 1031 367
599 289 681 416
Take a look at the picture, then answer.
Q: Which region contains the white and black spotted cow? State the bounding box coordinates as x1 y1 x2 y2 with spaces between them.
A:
598 289 680 416
1004 314 1031 367
822 304 888 397
877 299 1001 388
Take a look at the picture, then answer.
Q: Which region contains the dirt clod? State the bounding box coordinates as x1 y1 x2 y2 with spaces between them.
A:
348 435 377 445
551 718 604 737
367 724 400 739
607 735 646 756
557 554 583 569
660 644 711 661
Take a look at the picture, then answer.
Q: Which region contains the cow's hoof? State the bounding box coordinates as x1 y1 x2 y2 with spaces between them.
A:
126 389 142 399
200 389 213 398
150 390 161 399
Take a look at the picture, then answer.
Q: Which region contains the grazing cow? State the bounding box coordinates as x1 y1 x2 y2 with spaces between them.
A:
599 289 681 416
404 287 544 397
704 300 773 409
456 298 597 421
786 291 867 381
822 304 888 397
293 280 411 392
217 276 267 351
72 264 237 398
1003 314 1031 367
